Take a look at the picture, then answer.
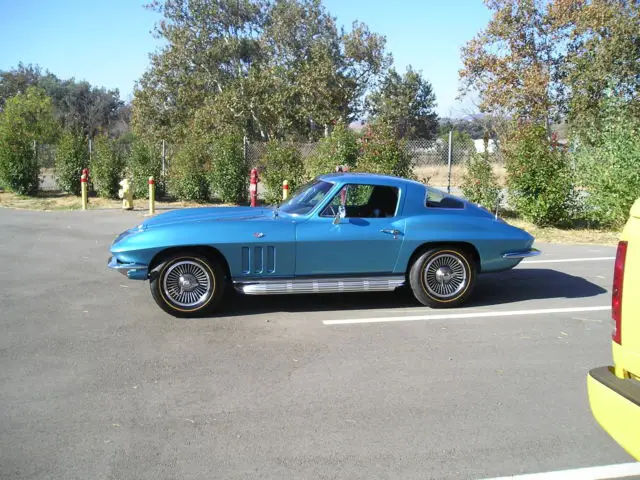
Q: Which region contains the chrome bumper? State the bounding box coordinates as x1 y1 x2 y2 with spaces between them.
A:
502 248 541 259
107 256 149 280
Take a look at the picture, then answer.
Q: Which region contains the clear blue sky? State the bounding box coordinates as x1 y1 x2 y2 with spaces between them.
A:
0 0 492 118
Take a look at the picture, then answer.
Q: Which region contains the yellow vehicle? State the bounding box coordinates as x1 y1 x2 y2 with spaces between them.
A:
588 198 640 460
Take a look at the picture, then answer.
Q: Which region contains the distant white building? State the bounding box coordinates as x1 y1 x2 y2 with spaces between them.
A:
473 138 498 154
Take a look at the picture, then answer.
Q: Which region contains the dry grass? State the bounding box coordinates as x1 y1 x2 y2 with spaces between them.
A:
506 217 621 246
0 191 86 210
414 164 507 188
0 191 234 212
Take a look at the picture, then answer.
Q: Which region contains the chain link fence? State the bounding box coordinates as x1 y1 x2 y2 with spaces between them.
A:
36 139 139 191
409 138 504 192
244 136 504 193
37 143 58 191
35 132 505 194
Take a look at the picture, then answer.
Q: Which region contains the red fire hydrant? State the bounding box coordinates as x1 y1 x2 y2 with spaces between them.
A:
250 168 259 207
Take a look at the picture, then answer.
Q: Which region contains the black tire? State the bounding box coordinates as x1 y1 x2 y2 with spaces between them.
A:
149 252 226 318
409 247 477 308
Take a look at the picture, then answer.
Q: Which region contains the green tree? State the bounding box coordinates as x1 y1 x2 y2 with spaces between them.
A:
574 100 640 228
357 122 413 178
261 0 390 136
0 62 42 110
55 130 88 195
90 135 125 198
459 0 561 129
126 137 163 199
47 79 123 138
133 0 264 143
461 135 501 210
365 66 438 139
438 115 498 140
1 63 124 137
133 0 390 143
503 121 575 226
460 0 640 141
305 121 359 180
168 135 211 202
548 0 640 145
260 140 304 204
208 134 248 204
0 86 58 194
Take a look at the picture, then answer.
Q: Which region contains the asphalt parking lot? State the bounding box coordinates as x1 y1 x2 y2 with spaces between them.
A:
0 207 637 480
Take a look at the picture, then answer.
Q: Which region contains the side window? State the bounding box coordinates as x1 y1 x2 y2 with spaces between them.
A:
425 188 464 209
321 184 399 218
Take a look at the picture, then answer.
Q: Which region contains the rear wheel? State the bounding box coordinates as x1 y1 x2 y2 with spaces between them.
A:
409 247 476 308
150 252 226 317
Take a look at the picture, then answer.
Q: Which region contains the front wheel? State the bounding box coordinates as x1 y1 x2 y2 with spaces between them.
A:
150 252 226 317
409 247 477 308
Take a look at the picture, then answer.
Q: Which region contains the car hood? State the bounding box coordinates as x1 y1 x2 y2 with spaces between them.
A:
140 206 277 229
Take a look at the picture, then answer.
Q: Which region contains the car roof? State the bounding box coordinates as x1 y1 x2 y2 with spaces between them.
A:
314 171 471 217
318 172 426 189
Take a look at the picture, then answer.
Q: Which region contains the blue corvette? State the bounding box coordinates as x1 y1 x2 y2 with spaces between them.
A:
108 172 540 317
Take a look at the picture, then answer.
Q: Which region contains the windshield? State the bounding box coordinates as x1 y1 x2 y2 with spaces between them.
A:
278 180 335 215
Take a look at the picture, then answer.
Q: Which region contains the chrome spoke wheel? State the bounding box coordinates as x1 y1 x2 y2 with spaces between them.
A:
162 260 212 308
423 253 467 299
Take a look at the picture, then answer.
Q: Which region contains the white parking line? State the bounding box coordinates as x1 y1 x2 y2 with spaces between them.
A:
523 257 615 264
479 461 640 480
323 305 610 326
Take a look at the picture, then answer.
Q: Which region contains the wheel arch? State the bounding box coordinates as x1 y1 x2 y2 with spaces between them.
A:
405 241 481 277
148 245 232 281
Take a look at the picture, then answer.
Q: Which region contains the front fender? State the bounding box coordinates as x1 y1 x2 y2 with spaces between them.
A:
110 218 297 279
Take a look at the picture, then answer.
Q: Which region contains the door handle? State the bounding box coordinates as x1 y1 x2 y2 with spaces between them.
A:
380 228 401 237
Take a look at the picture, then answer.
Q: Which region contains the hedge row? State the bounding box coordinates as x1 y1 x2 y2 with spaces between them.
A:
4 115 638 231
50 133 164 200
165 121 413 204
460 108 640 229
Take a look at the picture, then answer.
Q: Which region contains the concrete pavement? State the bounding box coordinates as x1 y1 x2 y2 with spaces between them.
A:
0 207 633 480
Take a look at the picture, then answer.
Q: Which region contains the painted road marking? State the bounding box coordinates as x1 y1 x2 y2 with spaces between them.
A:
523 257 615 264
323 305 610 326
479 461 640 480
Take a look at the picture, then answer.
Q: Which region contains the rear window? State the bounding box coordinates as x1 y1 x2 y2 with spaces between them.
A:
425 187 464 209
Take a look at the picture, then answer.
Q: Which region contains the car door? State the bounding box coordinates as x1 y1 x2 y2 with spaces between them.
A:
295 183 405 276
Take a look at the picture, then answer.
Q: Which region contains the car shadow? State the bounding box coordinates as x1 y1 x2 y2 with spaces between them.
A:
213 268 608 317
464 268 608 307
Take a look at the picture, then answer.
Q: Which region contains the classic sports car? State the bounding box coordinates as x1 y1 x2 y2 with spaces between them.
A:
108 172 540 317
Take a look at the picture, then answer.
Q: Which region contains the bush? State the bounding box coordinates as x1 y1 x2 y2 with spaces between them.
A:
208 134 247 204
168 136 210 202
0 87 58 195
55 131 88 195
461 152 501 210
305 122 359 180
356 122 413 178
0 140 39 195
127 138 163 199
503 122 576 227
90 135 125 198
574 108 640 228
260 140 304 204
